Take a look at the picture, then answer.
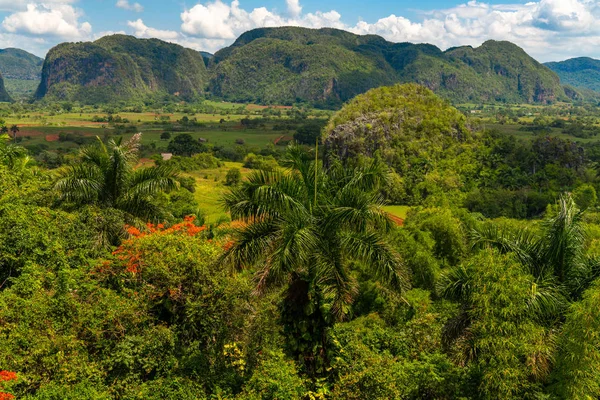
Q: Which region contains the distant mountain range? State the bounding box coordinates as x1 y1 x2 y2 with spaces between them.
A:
207 27 567 106
1 27 599 105
545 58 600 94
0 48 43 80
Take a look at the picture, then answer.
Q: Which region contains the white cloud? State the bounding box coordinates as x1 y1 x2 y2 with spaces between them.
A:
5 0 600 61
127 19 178 40
286 0 301 18
116 0 144 13
0 0 76 12
173 0 600 61
2 4 91 40
180 0 344 39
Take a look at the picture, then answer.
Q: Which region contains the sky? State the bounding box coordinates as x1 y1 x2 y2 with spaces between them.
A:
0 0 598 62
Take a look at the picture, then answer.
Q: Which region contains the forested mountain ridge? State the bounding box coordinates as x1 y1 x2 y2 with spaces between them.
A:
545 57 600 93
31 27 569 106
208 27 568 106
35 35 209 103
0 48 43 80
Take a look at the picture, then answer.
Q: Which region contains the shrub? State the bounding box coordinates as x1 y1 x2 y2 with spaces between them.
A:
225 168 242 186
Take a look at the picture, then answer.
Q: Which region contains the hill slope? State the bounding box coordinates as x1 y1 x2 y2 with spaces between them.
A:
36 35 209 103
0 75 12 102
0 48 43 80
545 57 600 92
209 27 566 106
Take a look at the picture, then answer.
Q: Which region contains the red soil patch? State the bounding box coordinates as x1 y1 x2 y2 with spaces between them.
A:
388 214 404 227
273 135 293 145
45 134 60 142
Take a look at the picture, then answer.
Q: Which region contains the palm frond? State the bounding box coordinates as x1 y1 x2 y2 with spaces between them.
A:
54 164 103 204
80 139 109 169
129 165 179 197
116 195 166 221
222 218 280 269
223 170 309 221
542 194 585 283
340 231 410 291
313 250 359 321
470 222 545 277
525 277 567 323
438 264 474 302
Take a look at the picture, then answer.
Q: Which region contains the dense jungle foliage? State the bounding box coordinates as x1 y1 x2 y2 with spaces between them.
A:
3 84 600 399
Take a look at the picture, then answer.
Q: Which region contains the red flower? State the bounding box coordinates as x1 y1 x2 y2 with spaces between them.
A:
0 393 15 400
0 371 16 382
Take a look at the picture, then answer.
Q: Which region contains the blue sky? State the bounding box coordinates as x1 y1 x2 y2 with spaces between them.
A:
0 0 597 62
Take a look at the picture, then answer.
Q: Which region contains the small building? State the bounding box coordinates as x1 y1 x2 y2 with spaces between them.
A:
161 153 173 161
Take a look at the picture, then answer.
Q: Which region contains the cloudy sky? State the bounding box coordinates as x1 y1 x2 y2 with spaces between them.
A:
0 0 597 62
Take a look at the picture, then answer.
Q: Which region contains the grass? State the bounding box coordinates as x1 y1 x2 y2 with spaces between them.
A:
484 123 600 144
186 162 251 224
16 126 291 151
383 205 410 219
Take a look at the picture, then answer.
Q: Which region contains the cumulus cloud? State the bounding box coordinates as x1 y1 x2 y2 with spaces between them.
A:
175 0 600 61
127 19 178 40
2 3 91 40
6 0 600 60
116 0 144 13
180 0 344 39
286 0 301 18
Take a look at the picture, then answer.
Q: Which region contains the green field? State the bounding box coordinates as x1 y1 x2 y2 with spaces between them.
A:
383 205 410 219
185 162 251 223
484 123 600 143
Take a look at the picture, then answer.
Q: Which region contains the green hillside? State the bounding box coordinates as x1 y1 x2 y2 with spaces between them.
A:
0 48 43 80
209 27 567 106
36 35 209 103
545 57 600 92
33 28 569 106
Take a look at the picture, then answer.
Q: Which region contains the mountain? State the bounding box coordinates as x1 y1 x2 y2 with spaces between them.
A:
200 51 213 67
208 27 567 106
545 57 600 93
0 48 43 80
36 35 209 103
0 75 12 102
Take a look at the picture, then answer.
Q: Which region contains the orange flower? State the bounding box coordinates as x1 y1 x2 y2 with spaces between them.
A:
0 371 16 382
125 225 142 237
0 393 14 400
223 240 235 251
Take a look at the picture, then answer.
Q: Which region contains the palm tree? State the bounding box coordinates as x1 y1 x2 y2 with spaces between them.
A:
438 195 596 390
440 194 596 347
222 145 408 372
55 133 179 221
0 143 31 171
9 125 18 144
469 194 599 299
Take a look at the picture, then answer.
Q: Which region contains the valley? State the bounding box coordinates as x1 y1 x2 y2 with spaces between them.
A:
4 22 600 400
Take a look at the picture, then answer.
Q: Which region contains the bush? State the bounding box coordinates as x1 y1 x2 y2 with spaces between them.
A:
225 168 242 186
243 153 278 171
160 132 172 140
161 154 221 172
574 184 597 210
237 350 305 400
